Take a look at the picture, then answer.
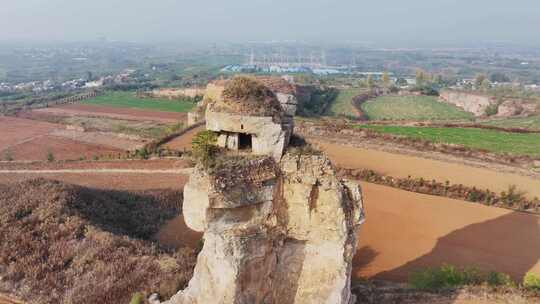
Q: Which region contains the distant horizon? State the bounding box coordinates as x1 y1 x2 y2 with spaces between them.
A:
1 38 539 50
1 0 539 48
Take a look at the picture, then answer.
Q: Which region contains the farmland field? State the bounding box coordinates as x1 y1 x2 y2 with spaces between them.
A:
33 103 187 123
361 95 474 121
0 116 141 161
317 140 540 199
0 116 60 150
82 91 196 113
358 125 540 157
5 135 123 161
326 88 362 117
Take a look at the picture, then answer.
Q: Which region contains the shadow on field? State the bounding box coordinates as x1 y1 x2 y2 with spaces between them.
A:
70 185 184 240
375 211 540 283
353 246 380 272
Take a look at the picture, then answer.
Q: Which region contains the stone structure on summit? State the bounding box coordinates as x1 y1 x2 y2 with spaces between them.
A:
164 77 365 304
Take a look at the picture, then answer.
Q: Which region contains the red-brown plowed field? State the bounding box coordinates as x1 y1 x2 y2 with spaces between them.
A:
163 125 205 151
6 135 123 161
0 116 61 150
35 104 186 123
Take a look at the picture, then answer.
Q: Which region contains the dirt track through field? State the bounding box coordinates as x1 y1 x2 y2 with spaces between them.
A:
163 125 205 151
0 168 193 174
0 172 189 191
317 141 540 199
0 295 23 304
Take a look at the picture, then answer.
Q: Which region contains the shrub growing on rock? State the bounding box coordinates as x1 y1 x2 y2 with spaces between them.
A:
192 130 218 168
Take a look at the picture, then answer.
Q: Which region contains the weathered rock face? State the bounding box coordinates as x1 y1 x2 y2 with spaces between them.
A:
206 108 292 161
496 100 537 117
164 153 365 304
439 90 496 116
276 92 298 117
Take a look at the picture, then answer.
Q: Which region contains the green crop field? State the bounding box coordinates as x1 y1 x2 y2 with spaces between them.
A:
480 116 540 131
361 95 474 121
326 88 363 117
358 125 540 157
82 91 196 113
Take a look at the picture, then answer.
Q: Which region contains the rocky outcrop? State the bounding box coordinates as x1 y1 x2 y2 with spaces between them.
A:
496 100 537 117
164 153 365 304
439 90 496 116
440 90 538 117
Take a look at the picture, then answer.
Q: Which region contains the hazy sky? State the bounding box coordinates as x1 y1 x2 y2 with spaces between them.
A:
1 0 538 46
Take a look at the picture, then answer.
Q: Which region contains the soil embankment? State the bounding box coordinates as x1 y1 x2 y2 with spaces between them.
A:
317 141 540 199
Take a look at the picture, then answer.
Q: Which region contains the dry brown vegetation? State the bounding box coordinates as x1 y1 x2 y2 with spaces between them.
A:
217 76 283 116
0 179 197 304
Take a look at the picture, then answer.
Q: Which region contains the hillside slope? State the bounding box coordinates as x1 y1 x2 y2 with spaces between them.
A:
0 179 197 304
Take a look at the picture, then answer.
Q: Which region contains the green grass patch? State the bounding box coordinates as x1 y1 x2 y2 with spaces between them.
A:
82 91 195 113
361 95 473 121
327 88 363 117
112 123 183 140
358 125 540 157
481 115 540 130
524 272 540 290
409 264 515 291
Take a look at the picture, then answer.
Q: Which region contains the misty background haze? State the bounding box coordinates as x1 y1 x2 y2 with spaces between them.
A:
0 0 539 46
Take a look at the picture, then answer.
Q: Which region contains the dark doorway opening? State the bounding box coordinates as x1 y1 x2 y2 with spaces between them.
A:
238 133 252 151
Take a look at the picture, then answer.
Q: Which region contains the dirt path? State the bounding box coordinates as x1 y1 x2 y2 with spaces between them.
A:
0 168 193 174
0 294 23 304
317 141 540 199
0 159 190 170
163 125 205 151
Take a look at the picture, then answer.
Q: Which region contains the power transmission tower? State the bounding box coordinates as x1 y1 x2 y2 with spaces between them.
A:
249 49 255 65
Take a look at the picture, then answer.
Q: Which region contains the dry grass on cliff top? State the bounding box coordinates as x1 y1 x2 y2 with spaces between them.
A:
0 179 197 304
217 76 283 116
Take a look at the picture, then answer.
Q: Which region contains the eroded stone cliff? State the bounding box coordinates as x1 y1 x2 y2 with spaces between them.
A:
164 152 365 304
